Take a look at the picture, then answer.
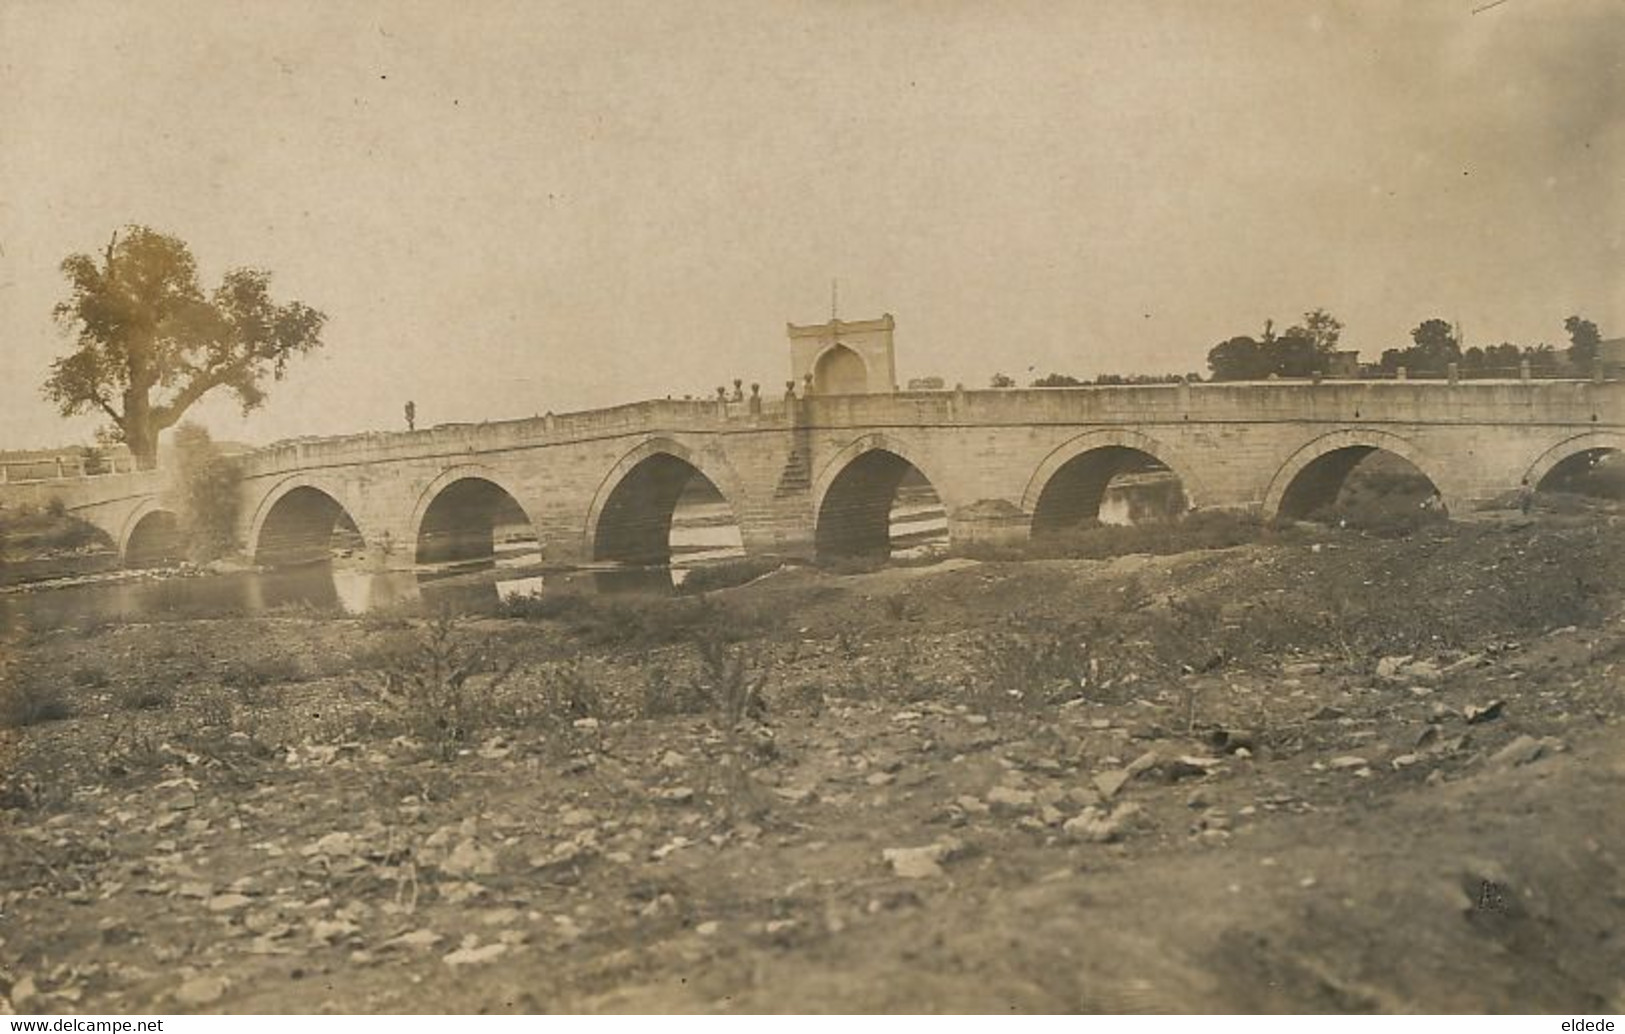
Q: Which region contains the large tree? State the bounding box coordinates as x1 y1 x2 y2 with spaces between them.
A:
44 226 326 469
1564 315 1601 370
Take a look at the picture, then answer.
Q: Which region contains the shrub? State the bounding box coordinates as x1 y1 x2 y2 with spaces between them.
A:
1 672 75 728
173 423 242 561
364 612 513 760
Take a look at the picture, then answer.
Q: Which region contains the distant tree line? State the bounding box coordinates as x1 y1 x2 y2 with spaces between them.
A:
1375 315 1599 376
1205 309 1345 381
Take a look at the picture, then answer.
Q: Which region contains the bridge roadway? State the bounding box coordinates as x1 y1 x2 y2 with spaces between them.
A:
5 378 1621 569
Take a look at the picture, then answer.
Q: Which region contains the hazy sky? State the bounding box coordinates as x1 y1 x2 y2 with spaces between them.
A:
1 0 1620 449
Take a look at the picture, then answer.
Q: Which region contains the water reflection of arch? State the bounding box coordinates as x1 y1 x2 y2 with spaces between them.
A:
246 474 367 567
585 437 748 564
406 464 538 566
1021 428 1203 536
810 432 950 559
1523 431 1625 491
1263 429 1450 520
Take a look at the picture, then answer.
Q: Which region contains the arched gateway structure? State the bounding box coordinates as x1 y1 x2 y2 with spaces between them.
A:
8 317 1620 568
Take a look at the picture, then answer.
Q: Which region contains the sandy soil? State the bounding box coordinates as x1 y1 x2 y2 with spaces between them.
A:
2 515 1623 1013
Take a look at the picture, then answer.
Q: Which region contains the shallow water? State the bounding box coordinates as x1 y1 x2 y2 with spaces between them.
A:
1 501 951 630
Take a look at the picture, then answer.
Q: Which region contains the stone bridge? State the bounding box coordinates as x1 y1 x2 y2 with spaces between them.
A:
5 379 1622 570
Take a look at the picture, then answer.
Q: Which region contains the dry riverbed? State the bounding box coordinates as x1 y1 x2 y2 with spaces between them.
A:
3 516 1624 1013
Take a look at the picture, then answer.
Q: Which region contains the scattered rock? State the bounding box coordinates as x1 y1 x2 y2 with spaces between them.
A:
1375 655 1413 680
881 838 963 879
441 839 498 877
444 943 508 967
9 976 37 1010
385 929 443 950
174 975 228 1007
1062 803 1144 843
1282 661 1323 677
205 893 252 912
1489 735 1551 769
654 786 696 805
1167 756 1222 780
985 785 1036 811
1126 750 1161 777
1092 769 1131 800
1329 756 1369 771
1465 700 1507 725
305 832 359 858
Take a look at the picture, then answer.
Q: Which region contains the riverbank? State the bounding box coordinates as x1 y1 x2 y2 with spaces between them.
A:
2 515 1624 1012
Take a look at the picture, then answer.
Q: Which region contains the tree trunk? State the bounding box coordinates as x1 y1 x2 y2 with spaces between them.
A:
124 388 160 470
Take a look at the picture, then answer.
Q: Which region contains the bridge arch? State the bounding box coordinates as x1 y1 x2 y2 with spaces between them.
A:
812 433 950 560
1523 432 1625 494
119 502 183 569
247 475 368 567
1264 429 1452 521
408 465 539 566
586 438 747 565
1022 429 1203 536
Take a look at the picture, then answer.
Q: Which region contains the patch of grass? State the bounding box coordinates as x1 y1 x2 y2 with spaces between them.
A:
967 615 1100 712
362 611 514 760
118 684 174 712
219 655 305 689
1 654 75 728
70 663 109 689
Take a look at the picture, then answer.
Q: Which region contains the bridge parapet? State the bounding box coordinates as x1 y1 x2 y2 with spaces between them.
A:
804 378 1621 427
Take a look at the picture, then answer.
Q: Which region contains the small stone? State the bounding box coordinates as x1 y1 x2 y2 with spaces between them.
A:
655 786 696 804
985 785 1035 810
1375 655 1412 680
1402 660 1441 685
696 920 720 936
572 717 599 731
1062 803 1143 843
10 976 38 1009
1282 661 1323 677
443 943 508 967
385 929 443 950
206 893 252 912
1465 700 1507 724
881 839 961 879
1125 750 1160 777
1390 753 1421 770
306 832 358 858
310 919 360 944
174 975 228 1007
1092 769 1131 799
441 839 498 877
1489 735 1546 769
1329 756 1369 770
